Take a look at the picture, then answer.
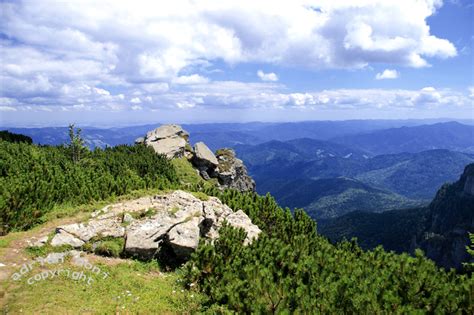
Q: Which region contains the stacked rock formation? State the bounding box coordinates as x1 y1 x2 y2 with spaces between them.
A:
136 124 256 192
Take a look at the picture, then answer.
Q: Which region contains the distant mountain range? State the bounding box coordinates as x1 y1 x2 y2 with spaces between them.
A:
5 119 472 152
332 122 474 155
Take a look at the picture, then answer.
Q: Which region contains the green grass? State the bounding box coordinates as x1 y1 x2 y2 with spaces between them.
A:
171 158 218 189
40 188 171 224
2 260 202 313
191 191 210 201
171 157 204 186
25 244 74 258
126 207 158 221
0 234 15 249
0 158 217 313
93 238 125 258
169 206 180 216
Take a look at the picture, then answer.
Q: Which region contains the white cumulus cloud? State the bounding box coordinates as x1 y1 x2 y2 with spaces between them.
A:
375 69 400 80
257 70 279 82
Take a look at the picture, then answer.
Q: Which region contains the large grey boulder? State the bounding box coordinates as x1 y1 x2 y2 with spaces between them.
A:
193 142 218 167
167 217 201 259
225 210 261 245
125 215 177 260
138 124 256 192
148 137 188 159
143 124 190 159
146 124 189 142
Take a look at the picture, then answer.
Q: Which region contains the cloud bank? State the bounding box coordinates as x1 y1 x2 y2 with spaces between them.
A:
0 0 468 122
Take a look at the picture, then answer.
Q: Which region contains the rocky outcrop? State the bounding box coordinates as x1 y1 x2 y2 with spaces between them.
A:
46 191 261 262
50 230 85 247
138 124 256 192
140 124 190 159
212 149 256 192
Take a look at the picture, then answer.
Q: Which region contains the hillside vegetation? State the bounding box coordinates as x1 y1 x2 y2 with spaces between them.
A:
0 137 178 232
237 138 473 218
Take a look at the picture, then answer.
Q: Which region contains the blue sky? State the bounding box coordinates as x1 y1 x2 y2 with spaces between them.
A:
0 0 472 127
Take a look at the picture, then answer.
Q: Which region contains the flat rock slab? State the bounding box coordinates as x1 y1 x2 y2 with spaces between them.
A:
51 230 85 248
58 218 125 242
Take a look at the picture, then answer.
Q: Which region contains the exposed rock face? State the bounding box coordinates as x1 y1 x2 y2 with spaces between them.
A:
463 175 474 196
213 149 256 192
416 163 474 270
138 124 256 192
48 191 261 262
143 124 190 159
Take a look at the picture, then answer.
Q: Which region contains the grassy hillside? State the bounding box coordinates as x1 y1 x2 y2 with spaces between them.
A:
0 215 201 313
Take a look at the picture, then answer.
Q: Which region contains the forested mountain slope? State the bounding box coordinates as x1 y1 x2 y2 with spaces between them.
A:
320 163 474 270
237 137 473 217
265 177 421 219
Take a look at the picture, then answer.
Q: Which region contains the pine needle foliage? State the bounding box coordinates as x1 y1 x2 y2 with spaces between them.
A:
184 187 474 313
0 140 178 231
